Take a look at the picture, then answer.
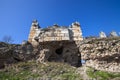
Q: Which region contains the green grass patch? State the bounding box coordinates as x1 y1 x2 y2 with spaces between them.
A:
60 72 82 80
0 61 82 80
86 67 120 80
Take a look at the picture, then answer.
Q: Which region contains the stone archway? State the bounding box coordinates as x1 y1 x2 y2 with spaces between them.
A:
38 41 82 67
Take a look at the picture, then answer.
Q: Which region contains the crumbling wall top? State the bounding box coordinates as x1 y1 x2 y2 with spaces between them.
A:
32 19 40 28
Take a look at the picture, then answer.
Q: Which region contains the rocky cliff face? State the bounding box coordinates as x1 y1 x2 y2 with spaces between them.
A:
78 37 120 72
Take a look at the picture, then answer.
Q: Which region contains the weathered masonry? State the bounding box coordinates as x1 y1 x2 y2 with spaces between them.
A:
28 20 83 67
28 20 83 44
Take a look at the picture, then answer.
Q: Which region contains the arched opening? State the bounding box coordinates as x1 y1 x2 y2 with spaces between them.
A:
0 64 5 69
55 46 63 55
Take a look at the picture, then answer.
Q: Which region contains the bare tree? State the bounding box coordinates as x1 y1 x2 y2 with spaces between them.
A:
2 35 14 43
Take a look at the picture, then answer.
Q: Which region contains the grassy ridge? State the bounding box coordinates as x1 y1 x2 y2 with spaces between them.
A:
0 61 120 80
0 61 82 80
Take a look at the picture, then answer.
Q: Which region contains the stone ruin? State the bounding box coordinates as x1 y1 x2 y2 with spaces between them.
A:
99 31 106 38
78 37 120 72
28 20 83 45
36 41 81 67
28 20 83 67
0 20 120 72
27 20 120 68
110 31 118 37
99 31 119 38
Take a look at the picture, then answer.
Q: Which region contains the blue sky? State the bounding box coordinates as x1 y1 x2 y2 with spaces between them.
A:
0 0 120 43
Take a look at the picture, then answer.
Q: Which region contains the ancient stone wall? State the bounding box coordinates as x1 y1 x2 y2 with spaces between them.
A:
0 40 81 68
28 20 83 44
28 20 40 43
78 37 120 72
1 35 120 72
36 41 81 67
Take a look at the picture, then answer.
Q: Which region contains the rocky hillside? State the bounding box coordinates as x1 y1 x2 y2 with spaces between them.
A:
0 37 120 80
0 61 120 80
0 42 38 69
0 61 83 80
0 37 120 72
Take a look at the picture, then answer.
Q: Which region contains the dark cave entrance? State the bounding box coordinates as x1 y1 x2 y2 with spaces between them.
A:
55 46 63 55
46 41 82 67
48 46 64 62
